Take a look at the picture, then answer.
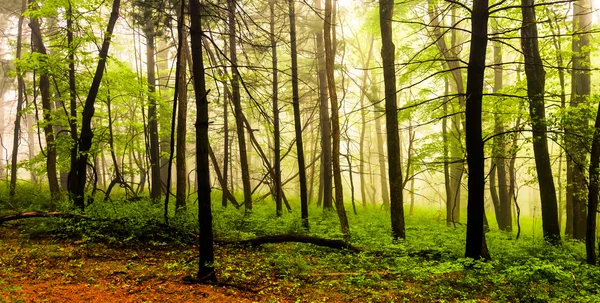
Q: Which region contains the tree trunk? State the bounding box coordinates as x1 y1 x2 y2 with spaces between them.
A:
144 12 161 200
228 0 253 211
464 0 489 260
566 0 592 240
359 36 374 208
271 0 282 216
370 77 390 208
289 0 309 228
314 7 332 210
10 0 27 198
67 2 79 200
69 0 120 210
176 7 189 210
520 0 561 243
379 0 405 240
491 29 511 231
443 78 453 225
29 1 60 199
324 0 349 236
586 96 600 265
189 0 216 282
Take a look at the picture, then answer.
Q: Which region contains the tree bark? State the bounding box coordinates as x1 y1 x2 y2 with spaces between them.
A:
379 0 405 240
10 0 27 198
228 0 253 211
176 5 189 210
271 0 282 217
314 2 333 210
464 0 490 260
69 0 120 210
29 0 60 199
586 97 600 265
566 0 592 240
359 36 374 208
144 10 161 200
323 0 349 236
289 0 309 228
520 0 561 243
189 0 216 282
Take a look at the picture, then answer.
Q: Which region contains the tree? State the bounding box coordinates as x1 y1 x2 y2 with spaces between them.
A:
565 0 592 240
324 0 349 236
189 0 216 282
520 0 561 243
464 0 490 260
314 0 333 211
586 96 600 265
289 0 309 228
9 0 27 198
143 2 162 200
69 0 120 209
175 2 189 210
28 0 60 199
379 0 405 240
228 0 253 211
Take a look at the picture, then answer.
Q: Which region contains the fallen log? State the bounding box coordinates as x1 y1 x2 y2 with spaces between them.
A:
0 211 90 225
215 234 362 253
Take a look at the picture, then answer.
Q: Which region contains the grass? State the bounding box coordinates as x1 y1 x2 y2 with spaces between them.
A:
1 182 599 302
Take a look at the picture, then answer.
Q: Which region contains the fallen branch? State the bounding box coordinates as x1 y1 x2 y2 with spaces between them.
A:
216 234 362 253
0 211 90 225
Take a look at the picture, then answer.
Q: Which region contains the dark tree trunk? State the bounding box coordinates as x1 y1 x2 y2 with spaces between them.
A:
10 0 27 198
289 0 309 228
228 0 253 211
324 0 349 236
29 1 60 199
67 2 79 201
271 0 282 216
442 78 453 225
176 6 189 210
521 0 561 243
464 0 490 260
314 10 332 210
379 0 405 240
586 97 600 265
69 0 120 209
144 12 161 200
189 0 216 282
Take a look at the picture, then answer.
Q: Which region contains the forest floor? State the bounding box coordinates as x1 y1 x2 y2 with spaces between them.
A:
1 200 599 302
0 226 412 303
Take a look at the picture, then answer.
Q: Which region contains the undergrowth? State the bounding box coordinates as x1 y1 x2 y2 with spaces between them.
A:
1 182 599 302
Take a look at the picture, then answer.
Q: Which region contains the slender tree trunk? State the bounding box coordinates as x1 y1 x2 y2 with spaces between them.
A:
359 36 374 208
144 13 161 199
29 1 60 199
69 0 120 209
222 91 229 207
491 29 511 231
315 0 332 211
176 8 189 210
289 0 309 228
464 0 490 260
271 0 282 216
567 0 592 240
324 0 349 235
67 2 79 199
379 0 405 240
10 0 27 197
190 0 216 282
443 78 453 225
370 80 390 207
228 0 252 211
521 0 561 243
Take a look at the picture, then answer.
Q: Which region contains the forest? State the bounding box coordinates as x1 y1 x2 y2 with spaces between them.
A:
1 0 600 301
